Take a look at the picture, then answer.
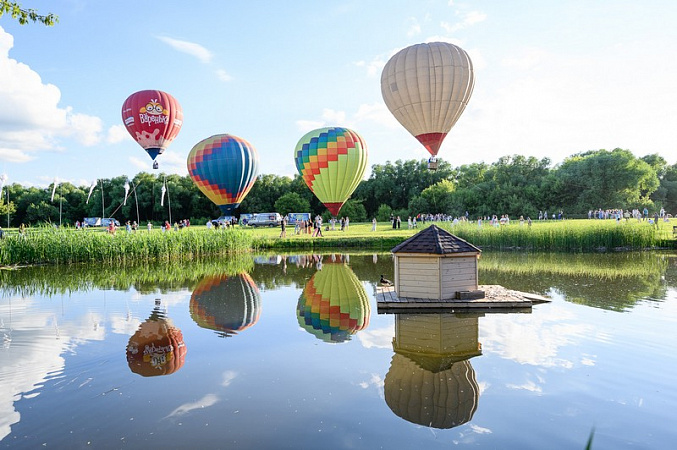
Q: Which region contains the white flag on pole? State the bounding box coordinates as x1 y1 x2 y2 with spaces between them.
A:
124 181 130 206
161 182 166 207
0 173 7 199
51 178 59 202
86 180 97 204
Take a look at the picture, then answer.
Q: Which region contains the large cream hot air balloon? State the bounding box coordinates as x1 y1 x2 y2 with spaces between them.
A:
381 42 474 169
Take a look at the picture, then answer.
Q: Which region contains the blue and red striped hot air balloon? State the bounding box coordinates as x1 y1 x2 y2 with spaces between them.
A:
187 134 259 215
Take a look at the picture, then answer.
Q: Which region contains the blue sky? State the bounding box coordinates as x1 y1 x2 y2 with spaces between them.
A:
1 0 677 187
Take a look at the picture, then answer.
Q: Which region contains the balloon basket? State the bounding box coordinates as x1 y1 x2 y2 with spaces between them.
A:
427 159 438 171
153 161 159 170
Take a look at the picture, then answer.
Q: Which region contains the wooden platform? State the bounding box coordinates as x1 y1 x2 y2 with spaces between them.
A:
376 284 550 313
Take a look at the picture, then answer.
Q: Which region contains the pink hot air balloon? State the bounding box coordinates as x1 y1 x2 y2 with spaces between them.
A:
122 90 183 167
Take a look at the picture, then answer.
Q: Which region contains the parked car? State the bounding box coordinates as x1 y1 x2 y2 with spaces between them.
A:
247 213 282 227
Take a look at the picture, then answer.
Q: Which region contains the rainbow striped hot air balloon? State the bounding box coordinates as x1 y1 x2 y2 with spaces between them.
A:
294 127 368 217
297 259 371 343
187 134 259 215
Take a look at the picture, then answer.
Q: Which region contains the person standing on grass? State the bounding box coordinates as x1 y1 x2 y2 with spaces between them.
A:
314 215 323 237
372 217 377 231
280 216 287 238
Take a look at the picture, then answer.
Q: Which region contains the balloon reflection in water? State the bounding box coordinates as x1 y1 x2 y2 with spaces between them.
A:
297 258 370 343
126 305 187 377
190 273 261 338
384 314 481 429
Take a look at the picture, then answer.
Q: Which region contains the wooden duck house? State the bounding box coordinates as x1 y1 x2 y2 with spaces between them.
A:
390 225 482 301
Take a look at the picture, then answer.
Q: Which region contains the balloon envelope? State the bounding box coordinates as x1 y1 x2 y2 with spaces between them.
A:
187 134 260 215
122 90 183 160
126 308 187 377
190 273 261 338
294 127 368 217
381 42 474 157
297 261 370 343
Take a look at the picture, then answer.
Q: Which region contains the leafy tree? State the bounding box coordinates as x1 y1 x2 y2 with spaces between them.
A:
376 204 393 222
0 1 57 25
337 199 367 222
274 192 310 216
0 194 15 221
25 200 58 224
420 179 456 214
552 148 659 213
408 196 428 217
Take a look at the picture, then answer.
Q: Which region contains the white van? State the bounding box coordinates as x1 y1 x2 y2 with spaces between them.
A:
248 213 282 227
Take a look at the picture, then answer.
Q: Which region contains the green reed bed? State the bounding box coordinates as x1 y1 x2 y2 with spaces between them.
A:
0 227 254 265
446 220 662 252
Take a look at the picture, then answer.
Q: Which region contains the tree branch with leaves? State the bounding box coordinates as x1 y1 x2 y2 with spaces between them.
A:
0 0 57 25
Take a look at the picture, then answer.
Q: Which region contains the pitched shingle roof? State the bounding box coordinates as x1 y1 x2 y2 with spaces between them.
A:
391 225 481 254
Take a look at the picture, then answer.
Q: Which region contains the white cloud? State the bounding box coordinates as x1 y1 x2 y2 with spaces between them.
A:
0 147 34 163
406 17 421 37
357 326 393 349
221 370 237 387
216 69 232 82
156 36 212 63
165 393 219 419
129 156 150 171
0 26 103 163
441 10 487 33
107 124 131 144
296 119 325 133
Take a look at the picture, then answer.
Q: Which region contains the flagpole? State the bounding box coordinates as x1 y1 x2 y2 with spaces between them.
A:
165 176 172 225
101 179 105 218
133 181 140 225
59 182 62 227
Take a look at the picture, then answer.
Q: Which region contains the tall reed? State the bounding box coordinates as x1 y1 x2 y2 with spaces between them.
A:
0 227 254 265
445 220 660 252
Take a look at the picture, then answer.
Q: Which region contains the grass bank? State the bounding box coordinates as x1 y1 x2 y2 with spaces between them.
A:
1 219 674 265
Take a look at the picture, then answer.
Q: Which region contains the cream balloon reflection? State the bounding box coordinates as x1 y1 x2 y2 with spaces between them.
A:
296 255 371 343
189 273 261 338
384 314 482 429
126 300 187 377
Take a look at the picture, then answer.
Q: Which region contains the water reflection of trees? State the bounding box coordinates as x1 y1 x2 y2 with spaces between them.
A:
0 258 254 296
3 251 670 312
479 252 670 311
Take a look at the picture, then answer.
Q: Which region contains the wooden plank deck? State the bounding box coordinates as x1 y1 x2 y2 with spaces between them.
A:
376 284 550 313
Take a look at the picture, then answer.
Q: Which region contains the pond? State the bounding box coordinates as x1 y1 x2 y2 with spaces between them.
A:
1 252 676 449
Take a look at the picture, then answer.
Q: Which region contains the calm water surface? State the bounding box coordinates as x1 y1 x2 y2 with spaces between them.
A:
1 252 676 449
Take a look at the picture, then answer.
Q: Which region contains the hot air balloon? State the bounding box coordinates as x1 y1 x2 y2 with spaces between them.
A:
190 273 261 338
126 306 187 377
297 259 371 343
381 42 474 170
294 127 368 217
122 90 183 169
384 314 482 429
187 134 260 215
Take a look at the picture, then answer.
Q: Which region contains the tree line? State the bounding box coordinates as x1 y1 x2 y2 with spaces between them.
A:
1 148 675 227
